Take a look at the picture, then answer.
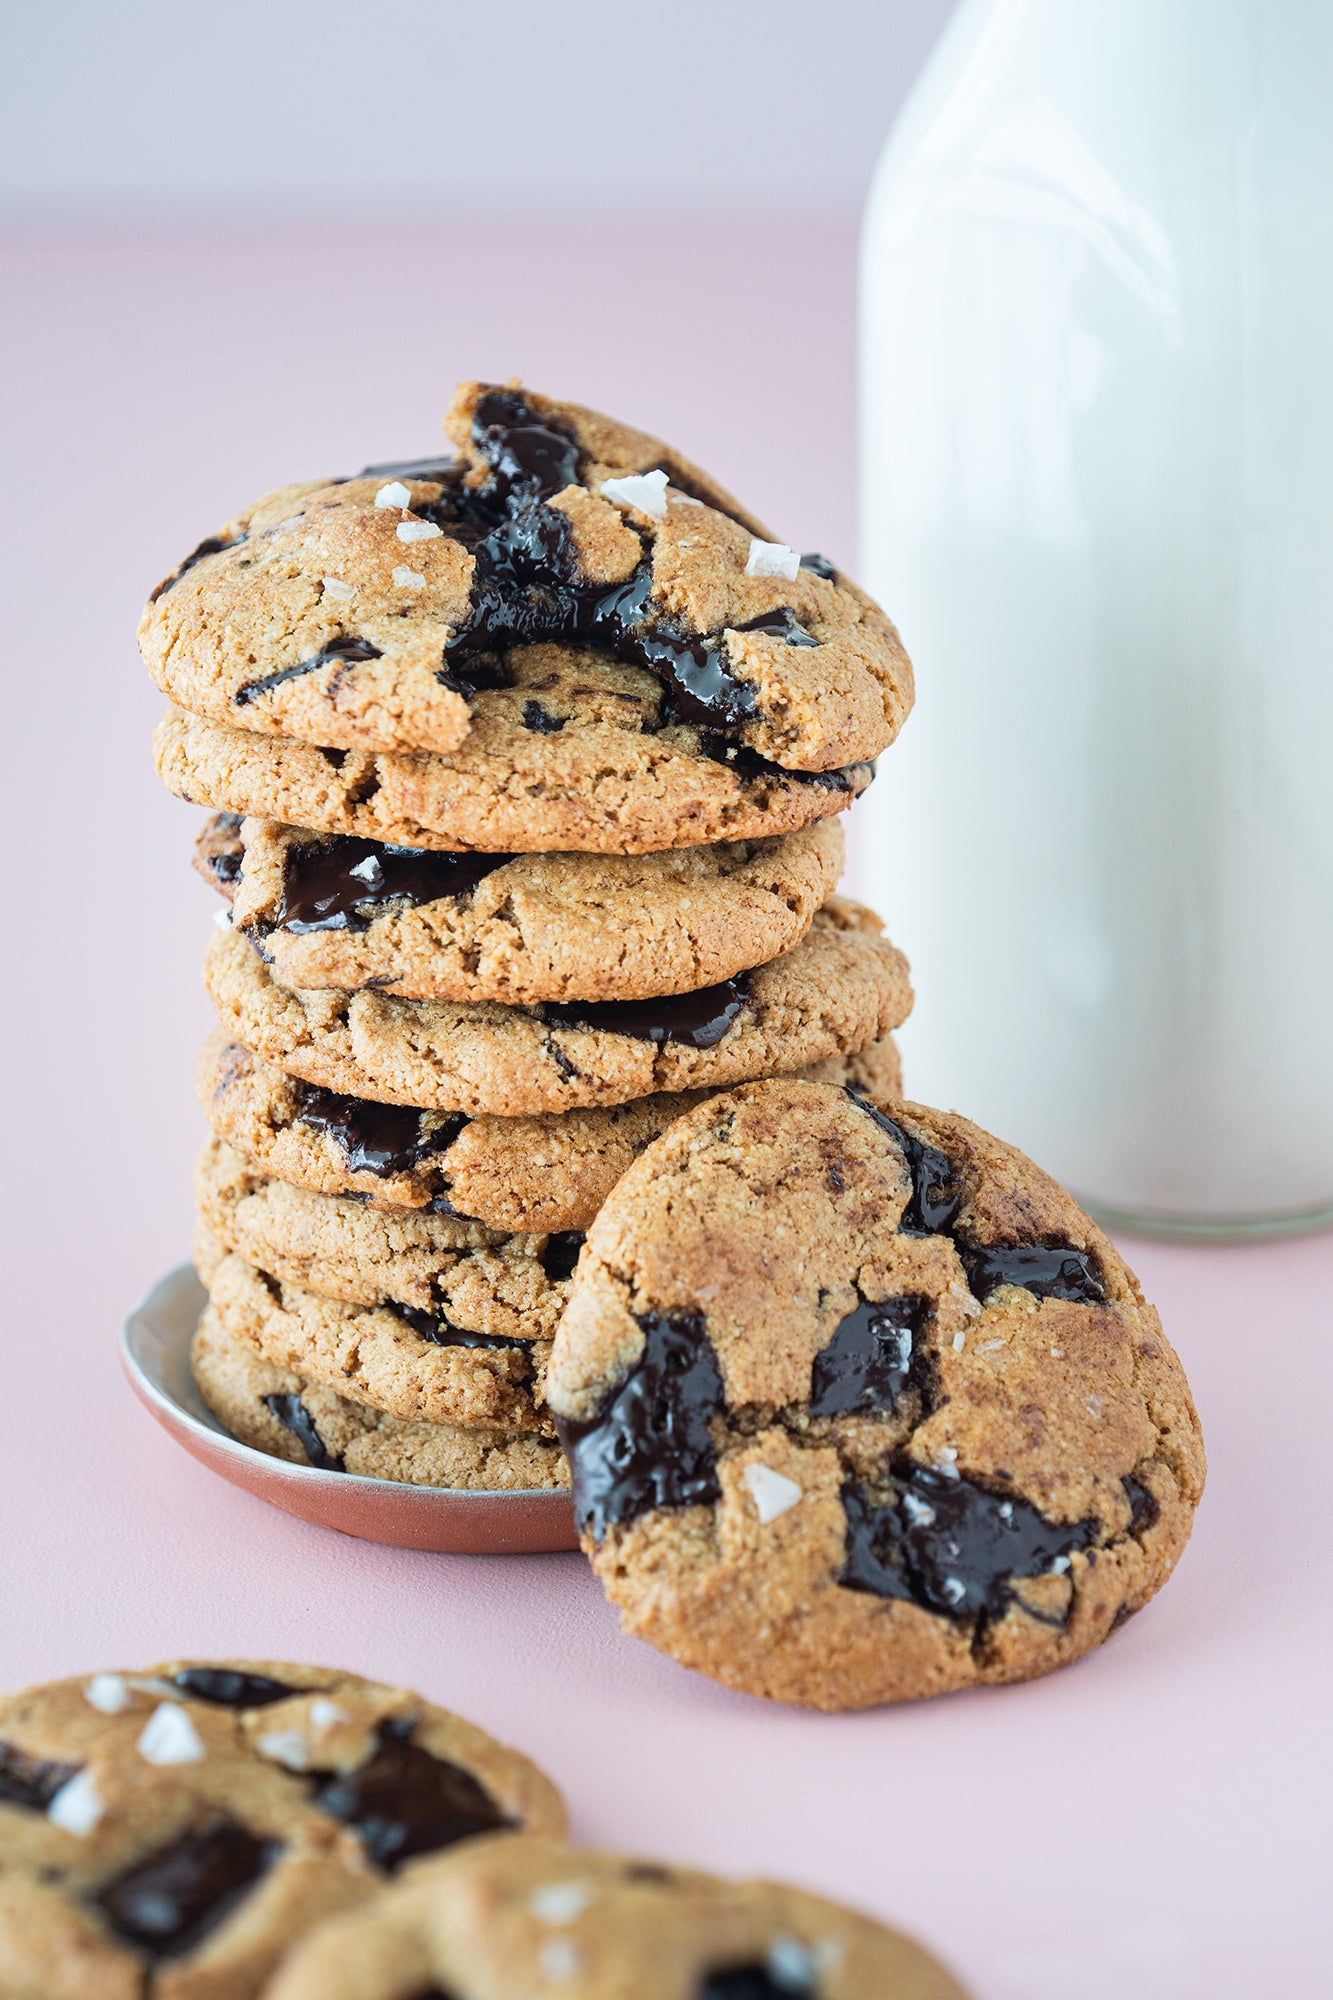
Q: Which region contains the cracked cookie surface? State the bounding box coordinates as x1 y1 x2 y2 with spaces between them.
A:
546 1078 1205 1711
0 1658 563 1998
192 1309 570 1490
200 1248 554 1434
202 901 911 1118
264 1830 968 2000
196 1137 580 1330
196 1028 903 1234
140 383 911 776
205 812 842 1004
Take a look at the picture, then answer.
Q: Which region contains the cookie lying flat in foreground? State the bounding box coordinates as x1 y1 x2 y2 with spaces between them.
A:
0 1661 563 1996
263 1831 968 2000
545 1078 1205 1711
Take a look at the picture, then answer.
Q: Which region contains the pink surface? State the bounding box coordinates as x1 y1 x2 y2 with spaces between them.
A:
3 223 1329 1999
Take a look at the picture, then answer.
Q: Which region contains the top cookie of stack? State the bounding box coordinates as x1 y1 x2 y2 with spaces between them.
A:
146 381 913 853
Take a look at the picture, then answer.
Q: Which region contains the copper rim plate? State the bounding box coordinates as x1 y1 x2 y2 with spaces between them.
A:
121 1265 579 1555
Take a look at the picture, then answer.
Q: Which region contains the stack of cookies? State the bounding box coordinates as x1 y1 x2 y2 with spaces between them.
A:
140 384 917 1491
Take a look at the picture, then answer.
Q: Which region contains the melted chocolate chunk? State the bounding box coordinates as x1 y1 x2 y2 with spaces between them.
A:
0 1741 81 1812
94 1820 277 1959
841 1462 1096 1622
730 607 820 647
472 389 581 503
269 837 510 935
386 1301 529 1352
539 1231 585 1282
809 1294 930 1417
312 1714 513 1871
701 1970 814 2000
233 634 384 709
541 974 748 1050
169 1668 305 1708
956 1242 1106 1305
293 1082 467 1176
197 812 244 894
696 733 868 793
262 1394 345 1472
799 551 837 581
1122 1473 1158 1530
150 532 247 602
522 699 567 732
557 1311 723 1541
359 456 458 484
847 1094 962 1235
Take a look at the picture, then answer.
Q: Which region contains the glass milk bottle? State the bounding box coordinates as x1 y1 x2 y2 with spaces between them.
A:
855 0 1333 1235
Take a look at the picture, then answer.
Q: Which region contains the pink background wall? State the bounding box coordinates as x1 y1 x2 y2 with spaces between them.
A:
2 220 1329 1997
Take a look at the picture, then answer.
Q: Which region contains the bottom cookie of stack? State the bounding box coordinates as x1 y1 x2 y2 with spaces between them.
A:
192 1307 570 1490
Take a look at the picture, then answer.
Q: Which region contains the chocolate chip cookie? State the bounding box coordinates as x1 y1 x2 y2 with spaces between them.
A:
201 1249 552 1434
206 812 842 1004
197 1029 903 1234
140 383 912 777
196 1137 578 1330
546 1078 1205 1711
202 903 911 1118
0 1660 563 1996
263 1831 967 2000
192 1310 570 1490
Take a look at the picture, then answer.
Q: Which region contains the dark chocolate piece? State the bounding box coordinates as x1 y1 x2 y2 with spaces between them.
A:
169 1668 305 1708
311 1714 513 1871
150 532 247 602
557 1311 723 1541
1122 1473 1158 1530
386 1302 529 1352
799 551 838 581
730 607 820 647
0 1741 81 1812
262 1394 345 1472
359 457 458 484
809 1294 930 1417
696 733 870 794
522 699 567 733
233 635 384 709
270 837 510 935
539 1232 585 1282
841 1461 1096 1622
956 1243 1106 1305
94 1820 277 1959
541 974 748 1050
701 1970 814 2000
196 812 244 894
292 1082 467 1177
847 1095 962 1236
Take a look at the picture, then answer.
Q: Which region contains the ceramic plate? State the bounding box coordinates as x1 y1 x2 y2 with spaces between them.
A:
121 1266 579 1555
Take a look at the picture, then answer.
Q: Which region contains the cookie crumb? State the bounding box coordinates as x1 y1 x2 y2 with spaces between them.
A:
375 481 413 509
392 565 426 589
397 520 443 543
746 538 800 581
599 470 669 520
743 1461 802 1524
46 1769 103 1837
136 1703 205 1765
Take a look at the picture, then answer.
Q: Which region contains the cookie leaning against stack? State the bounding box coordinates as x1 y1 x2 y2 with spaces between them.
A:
142 382 917 1490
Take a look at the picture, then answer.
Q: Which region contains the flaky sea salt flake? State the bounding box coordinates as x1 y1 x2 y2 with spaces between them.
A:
47 1769 103 1836
745 538 800 581
529 1881 592 1924
599 469 669 519
769 1937 819 1990
743 1462 802 1525
257 1729 310 1771
84 1673 131 1714
321 575 355 601
137 1704 204 1766
396 520 443 543
392 565 426 589
308 1698 349 1730
375 480 413 509
538 1939 583 1981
